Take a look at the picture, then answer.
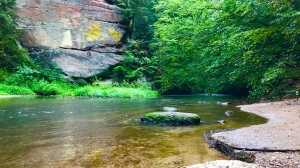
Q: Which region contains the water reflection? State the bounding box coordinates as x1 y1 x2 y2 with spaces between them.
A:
0 96 266 168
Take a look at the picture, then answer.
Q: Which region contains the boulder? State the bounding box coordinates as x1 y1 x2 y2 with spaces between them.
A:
141 112 201 126
186 160 259 168
16 0 126 78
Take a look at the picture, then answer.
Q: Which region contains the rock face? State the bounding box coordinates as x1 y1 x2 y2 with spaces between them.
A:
141 112 201 126
16 0 126 78
186 160 259 168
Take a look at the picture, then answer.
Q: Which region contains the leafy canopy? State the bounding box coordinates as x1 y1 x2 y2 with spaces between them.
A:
153 0 300 98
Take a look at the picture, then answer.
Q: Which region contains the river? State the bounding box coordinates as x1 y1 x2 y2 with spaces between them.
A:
0 96 265 168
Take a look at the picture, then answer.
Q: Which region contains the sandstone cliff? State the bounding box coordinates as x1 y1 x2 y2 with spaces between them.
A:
16 0 126 78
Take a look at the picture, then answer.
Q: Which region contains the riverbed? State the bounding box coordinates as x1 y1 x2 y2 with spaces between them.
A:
0 96 266 168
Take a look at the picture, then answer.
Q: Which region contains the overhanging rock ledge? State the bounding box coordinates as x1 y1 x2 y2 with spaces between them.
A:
16 0 126 78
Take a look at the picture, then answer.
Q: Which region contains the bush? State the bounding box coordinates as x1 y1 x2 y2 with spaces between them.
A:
28 81 76 96
5 65 65 86
0 84 34 95
111 40 157 83
29 80 61 96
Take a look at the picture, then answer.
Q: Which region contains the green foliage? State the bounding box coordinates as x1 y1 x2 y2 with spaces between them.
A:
5 65 65 87
0 84 34 95
73 81 158 98
112 0 158 83
153 0 300 99
112 81 154 89
0 0 30 69
73 84 158 98
0 69 10 81
112 40 157 82
0 66 158 98
117 0 157 40
0 79 158 98
3 65 71 96
29 80 63 96
2 0 298 100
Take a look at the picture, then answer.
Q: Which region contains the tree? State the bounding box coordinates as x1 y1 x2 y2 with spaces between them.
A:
152 0 300 98
110 0 158 82
0 0 30 70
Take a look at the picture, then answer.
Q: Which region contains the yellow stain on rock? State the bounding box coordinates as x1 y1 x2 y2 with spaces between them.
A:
85 23 102 42
108 27 122 43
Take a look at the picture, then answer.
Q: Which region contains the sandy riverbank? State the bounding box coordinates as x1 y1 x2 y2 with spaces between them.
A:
209 99 300 168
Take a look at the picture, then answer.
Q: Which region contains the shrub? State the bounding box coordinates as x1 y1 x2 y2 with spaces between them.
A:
5 65 65 86
0 84 34 95
30 80 62 96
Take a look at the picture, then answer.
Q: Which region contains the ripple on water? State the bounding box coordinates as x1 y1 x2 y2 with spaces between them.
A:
0 96 265 168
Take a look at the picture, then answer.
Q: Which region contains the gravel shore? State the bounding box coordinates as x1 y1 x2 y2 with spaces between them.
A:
255 151 300 168
210 99 300 168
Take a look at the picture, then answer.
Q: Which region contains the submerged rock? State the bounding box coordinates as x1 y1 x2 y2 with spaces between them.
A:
186 160 259 168
141 112 201 126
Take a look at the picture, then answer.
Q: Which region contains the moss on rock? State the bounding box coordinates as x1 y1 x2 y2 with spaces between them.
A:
141 112 201 126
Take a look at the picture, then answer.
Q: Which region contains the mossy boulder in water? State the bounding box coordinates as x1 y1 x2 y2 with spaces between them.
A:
141 112 201 126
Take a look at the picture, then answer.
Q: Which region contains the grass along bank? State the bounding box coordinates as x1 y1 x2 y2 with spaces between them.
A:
0 82 159 99
0 65 158 99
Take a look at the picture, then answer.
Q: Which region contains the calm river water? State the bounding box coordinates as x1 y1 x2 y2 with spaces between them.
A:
0 96 265 168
